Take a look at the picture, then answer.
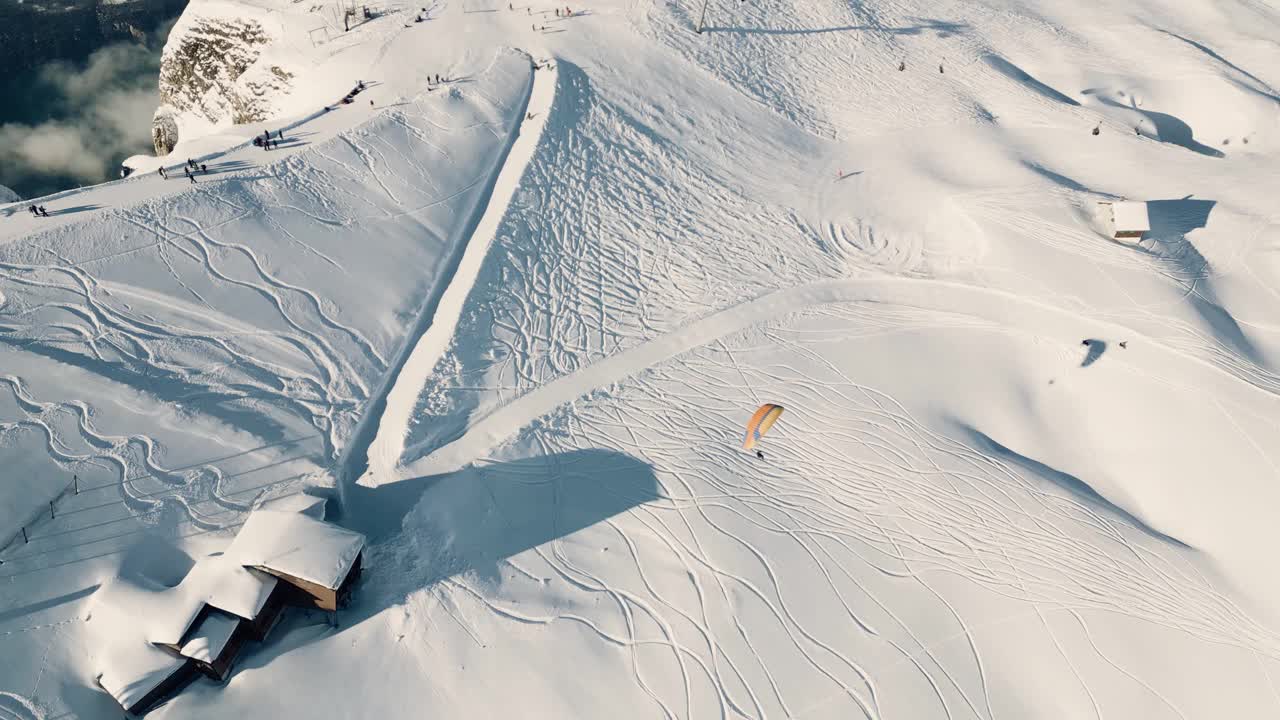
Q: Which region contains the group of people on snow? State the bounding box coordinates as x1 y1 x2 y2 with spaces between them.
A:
341 81 368 106
157 159 209 183
26 205 49 217
254 129 284 151
518 3 574 29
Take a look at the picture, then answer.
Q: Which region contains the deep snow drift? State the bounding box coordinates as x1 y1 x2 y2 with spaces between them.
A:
3 0 1280 717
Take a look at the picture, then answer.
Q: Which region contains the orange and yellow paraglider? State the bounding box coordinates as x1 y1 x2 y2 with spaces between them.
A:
743 403 784 451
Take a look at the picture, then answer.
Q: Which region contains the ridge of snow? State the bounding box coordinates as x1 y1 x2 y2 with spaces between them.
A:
361 56 554 488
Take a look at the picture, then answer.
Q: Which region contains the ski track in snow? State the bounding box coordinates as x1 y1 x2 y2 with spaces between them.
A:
0 692 41 720
403 274 1280 478
413 365 1280 719
0 372 324 569
378 259 1280 717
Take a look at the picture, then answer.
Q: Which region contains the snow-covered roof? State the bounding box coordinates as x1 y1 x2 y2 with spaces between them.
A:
147 588 208 647
183 555 279 621
96 638 188 712
89 575 204 649
257 492 328 519
179 609 241 664
228 509 366 590
1112 201 1150 232
89 553 276 657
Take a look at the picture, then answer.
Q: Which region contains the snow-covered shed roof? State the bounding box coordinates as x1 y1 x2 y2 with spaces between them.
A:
183 554 279 621
179 608 241 664
89 553 277 654
257 492 328 519
96 638 189 712
228 509 366 590
1112 201 1150 232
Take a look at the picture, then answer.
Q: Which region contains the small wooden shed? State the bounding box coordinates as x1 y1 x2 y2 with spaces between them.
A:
1106 201 1150 241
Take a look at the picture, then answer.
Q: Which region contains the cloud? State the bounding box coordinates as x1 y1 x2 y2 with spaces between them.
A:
0 122 103 178
0 21 173 196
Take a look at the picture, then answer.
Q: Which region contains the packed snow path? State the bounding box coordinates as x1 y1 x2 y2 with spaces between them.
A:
353 57 553 489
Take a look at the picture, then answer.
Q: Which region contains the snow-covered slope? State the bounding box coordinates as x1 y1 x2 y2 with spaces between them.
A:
4 0 1280 717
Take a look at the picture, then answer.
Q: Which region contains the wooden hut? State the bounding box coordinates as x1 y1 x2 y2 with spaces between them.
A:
1107 201 1150 241
90 505 366 714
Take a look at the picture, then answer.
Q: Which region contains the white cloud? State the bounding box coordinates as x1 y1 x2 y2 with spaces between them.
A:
0 20 173 194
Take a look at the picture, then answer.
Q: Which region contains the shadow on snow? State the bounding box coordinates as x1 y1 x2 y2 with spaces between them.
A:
231 448 659 677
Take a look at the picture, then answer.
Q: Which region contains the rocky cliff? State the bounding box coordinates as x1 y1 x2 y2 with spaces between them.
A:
152 1 300 154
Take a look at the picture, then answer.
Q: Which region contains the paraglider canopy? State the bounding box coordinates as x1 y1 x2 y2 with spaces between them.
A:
743 404 784 450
